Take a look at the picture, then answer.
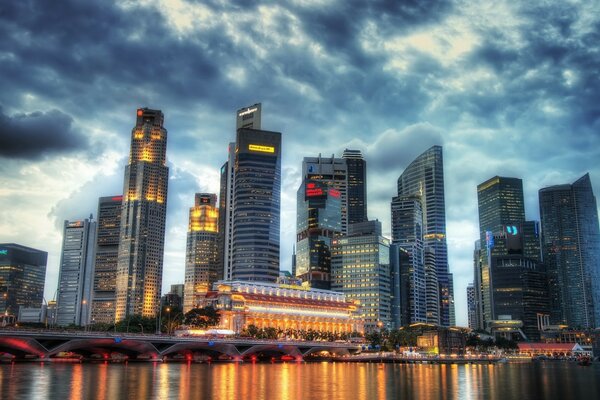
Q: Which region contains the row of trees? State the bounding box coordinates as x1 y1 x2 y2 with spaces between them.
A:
240 326 363 341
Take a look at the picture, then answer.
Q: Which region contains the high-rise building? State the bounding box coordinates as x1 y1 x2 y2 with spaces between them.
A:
0 244 47 317
56 218 96 326
219 104 263 281
295 180 342 289
539 173 600 329
115 108 169 321
303 155 349 234
231 127 282 282
331 220 391 332
476 176 526 328
467 283 477 330
390 195 427 324
342 149 367 225
396 146 453 326
184 193 220 312
91 195 122 324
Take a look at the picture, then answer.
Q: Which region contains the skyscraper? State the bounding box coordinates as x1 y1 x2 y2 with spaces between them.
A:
91 196 122 324
219 104 262 281
230 127 282 282
396 145 453 326
342 149 367 224
303 155 349 234
390 195 427 324
0 244 47 316
115 108 169 321
56 218 96 326
295 180 342 289
539 173 600 329
476 176 525 328
331 220 391 332
184 193 219 312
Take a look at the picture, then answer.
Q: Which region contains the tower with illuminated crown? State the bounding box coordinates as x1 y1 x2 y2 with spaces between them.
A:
184 193 220 312
114 108 169 321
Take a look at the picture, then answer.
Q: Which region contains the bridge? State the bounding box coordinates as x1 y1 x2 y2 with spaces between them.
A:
0 330 361 362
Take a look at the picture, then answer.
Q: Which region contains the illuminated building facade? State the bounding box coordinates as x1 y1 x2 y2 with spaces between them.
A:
397 146 454 326
56 218 96 326
391 195 427 324
295 180 342 289
115 108 169 321
303 155 349 234
203 280 363 334
475 176 525 329
467 283 477 330
342 149 367 225
331 220 391 332
184 193 220 312
231 127 282 282
0 244 47 317
91 195 122 324
539 173 600 329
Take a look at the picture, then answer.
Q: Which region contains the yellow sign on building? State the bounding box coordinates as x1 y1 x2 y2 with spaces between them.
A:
248 144 275 153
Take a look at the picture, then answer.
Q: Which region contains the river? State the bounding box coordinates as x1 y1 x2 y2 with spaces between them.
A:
1 361 599 399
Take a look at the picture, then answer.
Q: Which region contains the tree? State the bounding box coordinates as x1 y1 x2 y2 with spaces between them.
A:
114 315 156 333
183 306 220 329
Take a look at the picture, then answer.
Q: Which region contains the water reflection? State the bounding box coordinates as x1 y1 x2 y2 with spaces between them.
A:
0 362 599 399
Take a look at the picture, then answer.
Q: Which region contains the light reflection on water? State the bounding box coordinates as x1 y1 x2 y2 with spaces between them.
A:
1 361 599 400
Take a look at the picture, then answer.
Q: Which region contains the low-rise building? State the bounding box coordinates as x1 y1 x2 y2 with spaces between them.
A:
200 280 363 335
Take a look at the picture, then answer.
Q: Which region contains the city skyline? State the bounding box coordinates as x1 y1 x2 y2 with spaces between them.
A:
1 1 600 326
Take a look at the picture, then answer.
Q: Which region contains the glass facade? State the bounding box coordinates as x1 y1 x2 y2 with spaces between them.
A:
342 149 367 225
91 195 122 324
115 108 169 321
231 128 281 282
0 244 47 317
539 173 600 329
396 146 452 326
390 195 427 324
184 193 220 312
295 180 342 289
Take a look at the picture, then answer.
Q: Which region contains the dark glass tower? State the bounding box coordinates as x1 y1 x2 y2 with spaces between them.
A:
397 145 453 326
231 128 282 282
295 180 342 289
0 244 47 316
91 195 122 324
342 149 367 224
115 108 169 321
476 176 525 328
539 173 600 329
184 193 219 312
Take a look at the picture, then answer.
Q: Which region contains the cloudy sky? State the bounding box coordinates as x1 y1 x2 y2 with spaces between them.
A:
1 0 599 325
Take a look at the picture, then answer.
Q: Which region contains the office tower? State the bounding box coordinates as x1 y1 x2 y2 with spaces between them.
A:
390 195 427 324
331 220 391 332
115 108 169 321
476 176 525 328
184 193 219 312
295 180 342 289
231 127 282 282
303 155 349 234
342 149 367 224
170 284 184 299
389 244 402 329
467 283 477 329
56 218 96 326
219 104 262 281
397 145 453 326
472 240 485 330
91 195 122 324
539 173 600 329
0 244 47 316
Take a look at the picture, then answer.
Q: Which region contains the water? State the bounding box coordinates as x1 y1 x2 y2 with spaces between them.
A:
1 362 599 399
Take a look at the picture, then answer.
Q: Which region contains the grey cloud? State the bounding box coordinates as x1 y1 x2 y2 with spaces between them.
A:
0 107 89 159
